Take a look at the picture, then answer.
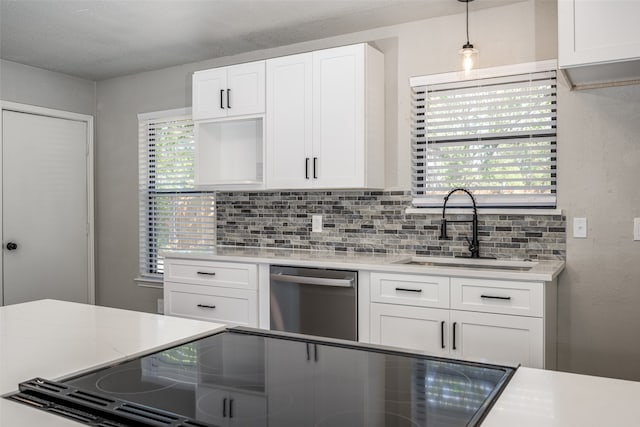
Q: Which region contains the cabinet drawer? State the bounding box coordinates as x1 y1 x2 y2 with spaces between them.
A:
370 272 449 309
164 282 257 326
164 259 257 290
450 278 543 317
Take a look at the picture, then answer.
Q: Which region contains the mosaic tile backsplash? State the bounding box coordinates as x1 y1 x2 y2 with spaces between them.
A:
216 191 566 260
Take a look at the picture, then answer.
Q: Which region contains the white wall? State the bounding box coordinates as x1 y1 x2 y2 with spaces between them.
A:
0 59 96 115
95 0 640 380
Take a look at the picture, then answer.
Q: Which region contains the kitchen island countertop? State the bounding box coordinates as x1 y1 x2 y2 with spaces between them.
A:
3 300 639 426
0 299 224 426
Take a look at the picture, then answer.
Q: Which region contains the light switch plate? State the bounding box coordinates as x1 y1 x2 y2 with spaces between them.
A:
312 215 323 233
634 218 640 241
573 217 587 238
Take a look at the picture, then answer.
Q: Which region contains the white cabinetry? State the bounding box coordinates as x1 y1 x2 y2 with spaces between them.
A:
265 44 384 189
164 259 258 327
193 61 265 120
367 272 556 369
192 61 265 189
558 0 640 88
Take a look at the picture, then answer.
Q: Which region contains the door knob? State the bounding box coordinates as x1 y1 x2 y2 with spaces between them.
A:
6 242 18 251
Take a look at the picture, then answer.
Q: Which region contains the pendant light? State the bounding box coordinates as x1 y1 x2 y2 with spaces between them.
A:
458 0 478 75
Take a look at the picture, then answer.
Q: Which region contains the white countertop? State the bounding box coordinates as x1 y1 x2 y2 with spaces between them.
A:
162 246 565 282
0 299 225 426
482 367 640 426
5 300 638 426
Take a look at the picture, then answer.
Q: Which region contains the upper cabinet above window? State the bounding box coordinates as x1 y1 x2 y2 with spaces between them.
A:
558 0 640 89
193 61 266 120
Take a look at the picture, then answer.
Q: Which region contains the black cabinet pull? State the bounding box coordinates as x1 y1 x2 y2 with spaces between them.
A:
452 322 457 350
305 158 310 179
223 397 227 417
197 271 216 276
314 344 318 362
441 321 445 349
220 89 225 109
395 287 422 293
480 294 512 301
196 304 216 309
313 157 318 179
306 343 310 361
227 88 231 109
6 242 18 251
229 398 234 418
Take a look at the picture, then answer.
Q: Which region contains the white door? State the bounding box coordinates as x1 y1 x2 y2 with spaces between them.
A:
266 53 313 189
312 44 365 188
226 61 265 117
193 68 228 120
369 303 449 356
2 109 91 305
450 310 544 368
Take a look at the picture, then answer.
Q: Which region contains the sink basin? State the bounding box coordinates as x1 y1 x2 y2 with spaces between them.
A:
392 256 538 271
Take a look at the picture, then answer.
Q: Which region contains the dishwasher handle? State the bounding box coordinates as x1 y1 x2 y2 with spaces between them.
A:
270 273 354 288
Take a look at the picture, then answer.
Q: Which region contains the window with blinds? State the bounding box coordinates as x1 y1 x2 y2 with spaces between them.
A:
138 110 215 279
411 65 557 208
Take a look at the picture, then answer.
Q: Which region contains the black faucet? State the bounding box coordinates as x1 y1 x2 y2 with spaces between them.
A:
439 188 482 258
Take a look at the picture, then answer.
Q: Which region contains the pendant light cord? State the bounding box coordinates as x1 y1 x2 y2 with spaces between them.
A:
466 0 470 44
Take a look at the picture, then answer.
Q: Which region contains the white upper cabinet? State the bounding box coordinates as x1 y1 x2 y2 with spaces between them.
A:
266 43 384 190
558 0 640 88
193 61 265 120
266 53 314 189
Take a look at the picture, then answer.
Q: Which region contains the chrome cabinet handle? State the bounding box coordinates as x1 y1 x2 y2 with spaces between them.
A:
196 304 216 309
196 271 216 276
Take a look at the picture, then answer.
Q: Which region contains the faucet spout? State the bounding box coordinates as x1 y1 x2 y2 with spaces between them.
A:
440 188 480 258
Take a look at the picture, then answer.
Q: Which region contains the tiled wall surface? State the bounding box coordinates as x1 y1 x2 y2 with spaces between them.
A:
216 191 566 260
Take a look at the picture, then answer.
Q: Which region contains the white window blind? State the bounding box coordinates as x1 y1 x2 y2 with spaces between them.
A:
139 111 215 278
411 67 557 208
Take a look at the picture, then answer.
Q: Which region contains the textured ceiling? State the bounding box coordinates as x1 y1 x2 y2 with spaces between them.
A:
0 0 522 81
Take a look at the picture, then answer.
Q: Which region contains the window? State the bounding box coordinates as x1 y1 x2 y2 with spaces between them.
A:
138 109 215 279
410 61 557 208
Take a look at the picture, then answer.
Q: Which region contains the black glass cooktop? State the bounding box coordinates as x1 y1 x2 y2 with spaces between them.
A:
8 328 514 426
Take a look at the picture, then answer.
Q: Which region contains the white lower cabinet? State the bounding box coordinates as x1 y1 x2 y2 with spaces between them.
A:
368 272 555 369
196 387 266 427
370 303 448 357
163 259 259 327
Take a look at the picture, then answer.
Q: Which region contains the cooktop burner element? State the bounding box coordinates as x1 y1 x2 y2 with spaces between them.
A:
6 328 514 427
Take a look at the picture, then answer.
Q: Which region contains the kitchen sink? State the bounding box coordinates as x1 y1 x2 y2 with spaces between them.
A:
392 256 538 271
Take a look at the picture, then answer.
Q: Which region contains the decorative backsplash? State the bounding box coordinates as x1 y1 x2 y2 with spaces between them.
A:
216 191 566 260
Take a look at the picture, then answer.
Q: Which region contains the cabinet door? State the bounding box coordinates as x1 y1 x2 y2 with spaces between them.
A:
559 0 640 67
450 310 543 368
370 303 449 356
193 68 228 120
312 44 365 188
227 61 265 117
266 53 313 189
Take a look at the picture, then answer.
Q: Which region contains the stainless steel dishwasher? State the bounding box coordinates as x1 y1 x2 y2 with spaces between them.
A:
269 265 357 341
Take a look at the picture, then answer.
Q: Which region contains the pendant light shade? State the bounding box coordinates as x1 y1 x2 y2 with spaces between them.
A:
458 0 478 75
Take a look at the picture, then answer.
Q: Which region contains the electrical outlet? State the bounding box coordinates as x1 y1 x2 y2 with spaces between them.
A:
312 215 323 233
634 218 640 241
573 217 587 239
157 298 164 314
